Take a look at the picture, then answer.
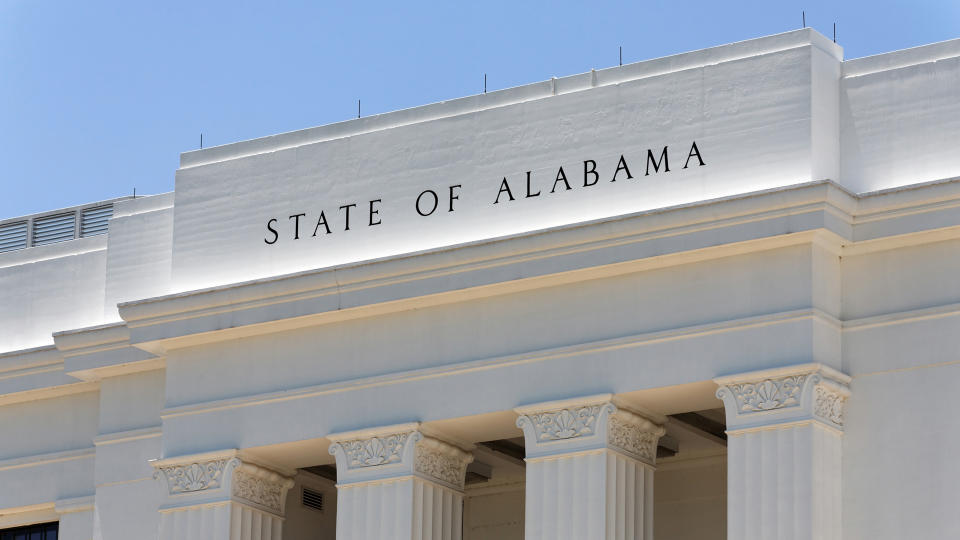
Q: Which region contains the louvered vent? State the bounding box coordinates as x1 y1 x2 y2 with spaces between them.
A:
0 221 28 253
302 487 324 512
81 204 113 237
32 212 76 246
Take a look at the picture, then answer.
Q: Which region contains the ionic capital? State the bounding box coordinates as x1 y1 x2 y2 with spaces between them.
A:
715 363 851 432
515 394 666 465
327 423 474 491
152 449 295 515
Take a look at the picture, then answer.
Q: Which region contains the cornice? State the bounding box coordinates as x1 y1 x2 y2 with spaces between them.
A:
92 425 162 446
0 380 99 407
0 447 95 472
53 321 161 382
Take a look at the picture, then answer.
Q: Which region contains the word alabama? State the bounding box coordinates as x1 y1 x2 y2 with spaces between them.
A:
263 141 705 244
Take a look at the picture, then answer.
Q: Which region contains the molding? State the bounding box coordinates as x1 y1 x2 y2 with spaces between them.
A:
54 495 95 514
0 447 95 472
161 307 830 419
0 380 99 407
843 299 960 331
92 426 162 446
54 321 162 382
726 418 844 437
0 345 62 374
715 363 851 431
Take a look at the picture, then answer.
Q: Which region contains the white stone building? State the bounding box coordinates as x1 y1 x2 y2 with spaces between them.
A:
2 28 959 539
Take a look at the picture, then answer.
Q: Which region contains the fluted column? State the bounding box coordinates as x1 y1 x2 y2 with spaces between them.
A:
152 450 294 540
328 423 474 540
515 394 666 540
715 363 851 540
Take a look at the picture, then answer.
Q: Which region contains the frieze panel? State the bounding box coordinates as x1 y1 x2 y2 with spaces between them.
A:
155 458 234 494
518 404 613 441
726 375 807 413
338 433 411 469
233 469 287 513
814 385 846 426
607 415 662 463
414 439 473 489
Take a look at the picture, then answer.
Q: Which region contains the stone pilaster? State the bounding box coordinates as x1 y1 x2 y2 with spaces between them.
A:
328 423 474 540
715 363 851 540
152 450 294 540
515 395 666 540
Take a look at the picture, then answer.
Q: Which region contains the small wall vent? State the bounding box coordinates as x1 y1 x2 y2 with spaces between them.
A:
0 221 27 253
302 487 324 512
80 204 113 237
33 212 76 246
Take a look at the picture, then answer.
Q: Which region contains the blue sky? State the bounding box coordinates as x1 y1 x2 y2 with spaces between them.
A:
1 1 958 219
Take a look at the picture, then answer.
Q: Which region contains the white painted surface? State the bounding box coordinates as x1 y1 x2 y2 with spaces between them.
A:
169 31 841 292
0 240 107 353
1 28 960 540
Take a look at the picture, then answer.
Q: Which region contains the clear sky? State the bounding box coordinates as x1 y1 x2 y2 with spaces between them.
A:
1 1 958 219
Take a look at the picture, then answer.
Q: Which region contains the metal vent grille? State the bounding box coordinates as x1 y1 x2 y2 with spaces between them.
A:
33 212 76 246
302 487 324 512
0 221 28 253
81 204 113 237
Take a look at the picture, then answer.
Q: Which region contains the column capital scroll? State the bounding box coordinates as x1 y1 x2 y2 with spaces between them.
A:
515 394 666 465
715 363 851 432
151 449 294 515
327 423 473 491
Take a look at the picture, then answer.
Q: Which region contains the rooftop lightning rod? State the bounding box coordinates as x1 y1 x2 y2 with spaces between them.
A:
620 46 622 66
358 99 360 118
484 74 487 94
200 133 203 149
834 23 837 42
802 11 806 28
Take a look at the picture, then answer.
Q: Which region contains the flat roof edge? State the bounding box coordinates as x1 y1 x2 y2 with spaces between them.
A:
179 28 836 170
843 36 960 77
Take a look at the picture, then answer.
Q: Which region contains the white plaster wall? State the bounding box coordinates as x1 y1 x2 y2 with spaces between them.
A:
840 40 960 192
0 391 98 460
0 392 98 510
655 457 726 540
102 194 174 320
170 39 839 291
93 370 164 540
164 245 814 409
0 242 107 353
843 363 960 538
841 238 960 321
97 370 165 435
463 488 524 540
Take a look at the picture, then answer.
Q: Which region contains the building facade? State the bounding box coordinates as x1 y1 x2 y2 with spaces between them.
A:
2 28 960 539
